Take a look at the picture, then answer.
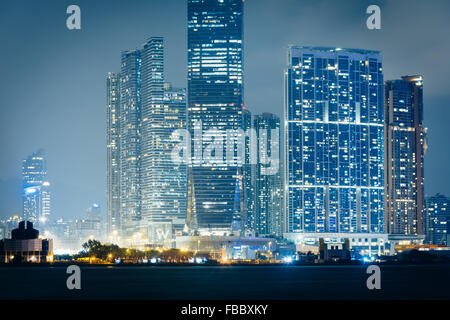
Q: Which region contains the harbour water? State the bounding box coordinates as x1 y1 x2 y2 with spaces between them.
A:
0 264 449 300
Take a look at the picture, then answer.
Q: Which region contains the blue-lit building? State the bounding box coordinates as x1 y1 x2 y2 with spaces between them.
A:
385 76 426 237
22 149 51 225
254 113 283 237
242 109 256 234
424 194 450 246
187 0 244 234
284 47 386 254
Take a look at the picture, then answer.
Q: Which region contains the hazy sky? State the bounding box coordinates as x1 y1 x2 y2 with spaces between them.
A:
1 0 449 220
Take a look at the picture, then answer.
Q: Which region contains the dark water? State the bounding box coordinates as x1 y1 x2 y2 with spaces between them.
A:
0 265 449 300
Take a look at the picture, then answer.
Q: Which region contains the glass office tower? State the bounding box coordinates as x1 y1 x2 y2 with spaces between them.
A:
285 47 385 235
385 76 426 236
424 194 450 246
119 50 142 237
106 72 121 235
187 0 244 233
22 149 51 224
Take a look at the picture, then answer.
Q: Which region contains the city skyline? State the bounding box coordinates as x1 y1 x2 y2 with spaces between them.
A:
1 0 450 222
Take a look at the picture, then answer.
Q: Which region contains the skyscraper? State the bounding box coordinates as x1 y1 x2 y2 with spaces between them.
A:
385 76 426 236
140 37 165 229
242 108 256 234
187 0 244 234
22 149 51 224
284 47 385 246
107 37 187 244
106 72 121 235
147 82 188 243
119 49 142 238
254 113 283 237
424 194 450 246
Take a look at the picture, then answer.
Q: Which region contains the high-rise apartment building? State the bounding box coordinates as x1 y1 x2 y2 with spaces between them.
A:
385 76 426 236
22 149 51 224
107 38 187 244
254 113 282 237
140 37 165 229
284 47 385 250
119 50 142 238
147 83 188 243
106 72 121 234
187 0 244 234
242 109 256 234
424 194 450 246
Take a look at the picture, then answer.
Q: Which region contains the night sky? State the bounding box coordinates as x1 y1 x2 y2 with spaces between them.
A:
1 0 449 220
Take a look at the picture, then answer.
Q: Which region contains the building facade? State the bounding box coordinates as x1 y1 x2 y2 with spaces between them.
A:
187 0 244 234
424 194 450 246
242 109 256 234
107 38 188 245
140 37 165 231
384 76 426 236
22 149 51 225
106 72 121 234
254 113 283 237
0 221 53 263
119 50 142 238
284 47 385 238
147 83 188 243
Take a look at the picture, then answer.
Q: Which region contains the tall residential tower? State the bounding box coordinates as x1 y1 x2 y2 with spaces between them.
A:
119 49 142 238
284 47 386 253
106 72 121 234
384 76 426 238
254 113 283 237
107 37 187 244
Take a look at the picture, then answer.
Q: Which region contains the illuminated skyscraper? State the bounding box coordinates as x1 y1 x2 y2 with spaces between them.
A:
424 194 450 246
106 72 121 234
119 49 142 237
146 82 188 243
254 113 282 237
242 109 256 234
284 47 385 238
385 76 426 236
140 37 165 230
187 0 244 234
108 38 187 244
22 149 51 224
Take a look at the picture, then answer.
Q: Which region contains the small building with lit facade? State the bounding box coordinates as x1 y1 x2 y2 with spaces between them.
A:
0 221 53 263
285 232 390 258
175 236 276 261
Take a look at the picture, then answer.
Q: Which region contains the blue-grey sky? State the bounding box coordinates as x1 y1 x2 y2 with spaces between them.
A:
1 0 449 220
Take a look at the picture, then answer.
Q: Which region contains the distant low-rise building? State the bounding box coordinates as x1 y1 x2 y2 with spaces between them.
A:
319 238 351 262
175 235 276 261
